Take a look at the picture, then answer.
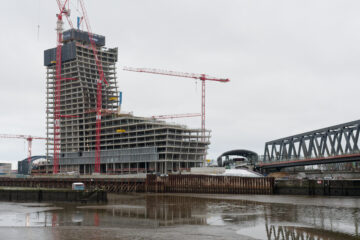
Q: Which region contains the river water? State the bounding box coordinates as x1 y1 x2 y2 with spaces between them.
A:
0 193 359 240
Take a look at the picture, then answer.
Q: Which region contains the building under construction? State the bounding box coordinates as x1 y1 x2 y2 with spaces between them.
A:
44 29 210 174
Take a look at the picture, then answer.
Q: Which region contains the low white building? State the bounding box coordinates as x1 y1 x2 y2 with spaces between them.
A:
0 163 11 175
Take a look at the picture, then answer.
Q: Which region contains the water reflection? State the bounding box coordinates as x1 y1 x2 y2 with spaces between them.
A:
82 195 209 227
71 211 83 223
0 194 359 239
51 213 57 227
261 203 360 238
265 224 359 240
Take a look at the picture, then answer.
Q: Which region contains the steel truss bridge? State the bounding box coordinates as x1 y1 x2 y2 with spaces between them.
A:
258 119 360 170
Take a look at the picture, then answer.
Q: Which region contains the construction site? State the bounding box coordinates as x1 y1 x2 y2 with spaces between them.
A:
42 27 212 174
1 0 225 177
2 2 360 239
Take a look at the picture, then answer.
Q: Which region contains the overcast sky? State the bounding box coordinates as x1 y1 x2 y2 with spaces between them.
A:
1 0 360 168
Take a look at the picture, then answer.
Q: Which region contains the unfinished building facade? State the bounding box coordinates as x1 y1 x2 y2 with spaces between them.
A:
44 29 210 174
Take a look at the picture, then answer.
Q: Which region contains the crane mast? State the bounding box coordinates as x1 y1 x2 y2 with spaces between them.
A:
53 0 71 174
0 134 47 171
52 0 107 174
79 0 108 174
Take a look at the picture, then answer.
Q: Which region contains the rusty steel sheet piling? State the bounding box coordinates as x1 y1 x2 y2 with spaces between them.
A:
0 177 146 193
0 175 274 195
146 175 274 194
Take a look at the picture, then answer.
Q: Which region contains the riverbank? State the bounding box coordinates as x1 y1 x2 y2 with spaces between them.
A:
0 193 359 240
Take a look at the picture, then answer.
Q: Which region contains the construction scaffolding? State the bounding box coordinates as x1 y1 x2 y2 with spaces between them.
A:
44 29 210 174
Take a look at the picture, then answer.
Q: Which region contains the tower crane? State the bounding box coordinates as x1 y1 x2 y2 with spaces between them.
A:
151 113 201 120
79 0 108 174
0 134 47 164
53 0 73 174
53 0 108 174
123 67 230 135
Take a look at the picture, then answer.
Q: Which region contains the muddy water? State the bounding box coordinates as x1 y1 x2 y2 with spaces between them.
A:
0 194 359 240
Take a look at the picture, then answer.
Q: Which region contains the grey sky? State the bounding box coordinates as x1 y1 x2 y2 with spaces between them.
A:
0 0 360 168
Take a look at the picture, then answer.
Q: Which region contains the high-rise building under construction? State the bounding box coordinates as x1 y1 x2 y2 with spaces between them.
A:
44 29 210 174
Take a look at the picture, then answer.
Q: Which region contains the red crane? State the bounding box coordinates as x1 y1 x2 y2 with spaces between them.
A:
53 1 107 174
123 67 229 135
53 0 72 174
151 113 201 120
0 134 47 164
79 0 108 174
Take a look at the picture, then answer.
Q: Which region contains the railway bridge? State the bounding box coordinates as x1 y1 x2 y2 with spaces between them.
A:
257 119 360 171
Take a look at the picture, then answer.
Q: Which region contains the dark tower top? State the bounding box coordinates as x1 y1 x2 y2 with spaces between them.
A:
62 29 105 46
43 29 106 66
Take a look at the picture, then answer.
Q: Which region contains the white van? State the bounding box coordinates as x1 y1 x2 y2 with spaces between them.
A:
72 182 85 190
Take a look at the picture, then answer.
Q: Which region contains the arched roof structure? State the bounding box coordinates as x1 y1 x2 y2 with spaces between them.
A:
217 149 258 167
17 155 51 175
18 155 50 164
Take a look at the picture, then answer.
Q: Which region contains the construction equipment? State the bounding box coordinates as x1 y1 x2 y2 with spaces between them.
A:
53 0 72 174
79 0 108 174
52 0 108 174
123 67 229 135
0 134 47 164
